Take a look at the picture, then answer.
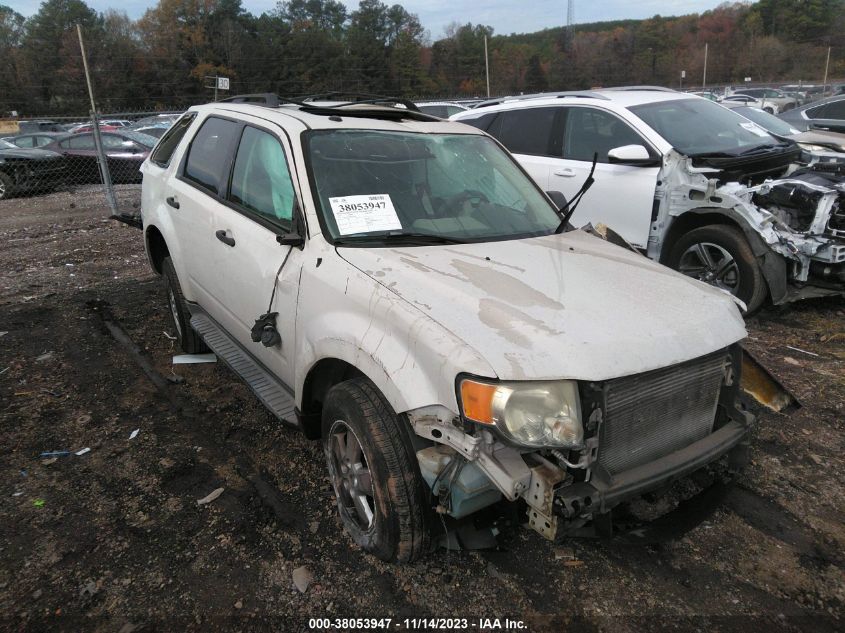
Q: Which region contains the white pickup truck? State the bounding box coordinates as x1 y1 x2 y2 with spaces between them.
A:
140 96 752 562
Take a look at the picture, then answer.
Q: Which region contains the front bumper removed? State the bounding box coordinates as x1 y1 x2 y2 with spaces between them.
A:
525 414 752 541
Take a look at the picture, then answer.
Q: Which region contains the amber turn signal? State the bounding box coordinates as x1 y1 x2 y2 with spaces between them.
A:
460 379 498 424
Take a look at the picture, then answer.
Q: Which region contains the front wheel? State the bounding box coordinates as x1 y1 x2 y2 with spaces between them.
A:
666 224 768 314
322 378 432 562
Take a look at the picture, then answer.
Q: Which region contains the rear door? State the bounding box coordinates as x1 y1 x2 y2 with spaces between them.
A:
487 107 560 190
549 106 660 247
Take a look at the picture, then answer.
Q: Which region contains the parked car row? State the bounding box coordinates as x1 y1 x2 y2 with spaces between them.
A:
0 129 159 199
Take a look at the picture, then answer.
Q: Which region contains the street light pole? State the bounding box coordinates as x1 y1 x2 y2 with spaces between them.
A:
822 46 831 95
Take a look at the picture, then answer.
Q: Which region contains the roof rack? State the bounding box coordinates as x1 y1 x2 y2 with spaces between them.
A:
473 91 610 108
218 93 306 107
600 85 678 92
216 91 441 123
300 91 421 111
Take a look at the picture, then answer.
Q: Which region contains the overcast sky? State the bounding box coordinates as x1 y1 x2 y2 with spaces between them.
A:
7 0 727 38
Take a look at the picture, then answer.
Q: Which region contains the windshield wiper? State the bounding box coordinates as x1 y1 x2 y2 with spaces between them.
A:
334 232 469 246
555 152 598 233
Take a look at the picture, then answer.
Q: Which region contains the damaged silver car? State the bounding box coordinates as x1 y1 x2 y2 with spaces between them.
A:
454 89 845 313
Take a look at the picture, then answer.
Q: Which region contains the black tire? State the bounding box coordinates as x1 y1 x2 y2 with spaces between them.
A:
0 171 13 200
666 224 768 314
322 378 432 563
161 256 208 354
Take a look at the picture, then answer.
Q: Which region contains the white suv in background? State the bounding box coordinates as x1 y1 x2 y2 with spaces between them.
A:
140 95 751 561
453 89 845 312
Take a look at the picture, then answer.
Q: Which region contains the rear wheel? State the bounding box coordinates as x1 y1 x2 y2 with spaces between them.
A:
162 256 208 354
666 224 768 314
322 378 432 563
0 172 13 200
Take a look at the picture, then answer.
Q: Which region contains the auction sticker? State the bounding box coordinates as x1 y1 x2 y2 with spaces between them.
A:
329 194 402 235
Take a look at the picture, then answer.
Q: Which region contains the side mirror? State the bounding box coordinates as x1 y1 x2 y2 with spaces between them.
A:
277 233 304 248
607 144 657 166
545 190 568 211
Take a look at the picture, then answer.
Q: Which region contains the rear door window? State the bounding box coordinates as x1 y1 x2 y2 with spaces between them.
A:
493 107 558 156
68 135 95 150
229 126 296 228
562 107 648 163
183 116 241 195
151 112 196 167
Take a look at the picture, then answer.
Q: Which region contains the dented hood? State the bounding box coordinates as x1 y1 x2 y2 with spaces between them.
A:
339 230 747 381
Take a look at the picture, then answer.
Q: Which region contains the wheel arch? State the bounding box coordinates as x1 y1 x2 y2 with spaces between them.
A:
145 224 170 275
660 208 788 304
298 357 366 440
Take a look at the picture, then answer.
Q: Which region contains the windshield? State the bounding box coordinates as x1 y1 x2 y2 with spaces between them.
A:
630 98 782 156
0 139 16 149
306 130 561 244
733 106 801 136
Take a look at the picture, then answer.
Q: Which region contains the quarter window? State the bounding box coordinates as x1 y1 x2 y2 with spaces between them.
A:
151 112 196 167
229 126 296 226
183 117 240 195
563 108 647 162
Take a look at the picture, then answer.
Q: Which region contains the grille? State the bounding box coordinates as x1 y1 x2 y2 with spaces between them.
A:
597 351 729 476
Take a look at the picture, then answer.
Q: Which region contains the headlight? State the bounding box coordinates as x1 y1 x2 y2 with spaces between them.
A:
459 378 583 449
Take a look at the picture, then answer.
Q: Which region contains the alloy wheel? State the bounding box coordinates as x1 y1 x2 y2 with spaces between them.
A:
328 420 375 530
167 286 182 337
678 241 740 294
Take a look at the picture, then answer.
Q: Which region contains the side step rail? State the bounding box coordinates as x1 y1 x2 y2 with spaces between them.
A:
190 312 298 427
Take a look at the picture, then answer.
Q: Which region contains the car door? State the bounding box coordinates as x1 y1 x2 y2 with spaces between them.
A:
805 98 845 133
550 106 660 247
487 107 560 190
206 122 304 386
169 115 303 387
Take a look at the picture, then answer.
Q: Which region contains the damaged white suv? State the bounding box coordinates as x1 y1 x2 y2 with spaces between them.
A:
454 89 845 313
141 95 752 562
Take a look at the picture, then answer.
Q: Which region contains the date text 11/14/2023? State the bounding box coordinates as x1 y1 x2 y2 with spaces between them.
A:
307 617 528 630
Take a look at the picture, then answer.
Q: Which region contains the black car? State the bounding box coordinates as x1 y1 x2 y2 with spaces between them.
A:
41 131 157 184
0 139 66 200
779 94 845 133
1 132 70 149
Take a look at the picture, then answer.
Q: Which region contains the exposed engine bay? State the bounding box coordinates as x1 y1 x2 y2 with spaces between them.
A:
651 151 845 301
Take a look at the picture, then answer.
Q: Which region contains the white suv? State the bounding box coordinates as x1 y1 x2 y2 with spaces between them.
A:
453 89 845 313
141 96 751 562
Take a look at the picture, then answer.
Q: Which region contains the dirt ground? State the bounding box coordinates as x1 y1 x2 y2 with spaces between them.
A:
0 187 843 633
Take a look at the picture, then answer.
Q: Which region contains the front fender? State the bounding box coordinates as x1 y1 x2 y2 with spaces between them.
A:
294 255 495 415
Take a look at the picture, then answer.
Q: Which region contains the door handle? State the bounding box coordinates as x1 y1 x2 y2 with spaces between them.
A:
553 168 577 177
215 230 235 247
166 196 180 209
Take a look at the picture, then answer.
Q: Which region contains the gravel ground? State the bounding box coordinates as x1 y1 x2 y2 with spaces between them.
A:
0 188 843 632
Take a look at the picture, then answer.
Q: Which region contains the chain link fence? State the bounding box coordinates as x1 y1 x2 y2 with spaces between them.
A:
0 106 186 225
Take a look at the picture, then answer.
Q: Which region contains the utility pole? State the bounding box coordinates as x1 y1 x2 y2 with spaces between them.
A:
822 46 831 95
77 24 117 217
702 43 708 89
484 35 490 98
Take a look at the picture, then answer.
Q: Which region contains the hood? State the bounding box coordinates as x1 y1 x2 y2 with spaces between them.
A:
0 147 61 160
339 231 747 382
